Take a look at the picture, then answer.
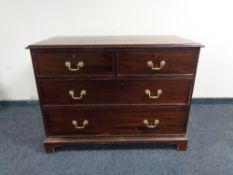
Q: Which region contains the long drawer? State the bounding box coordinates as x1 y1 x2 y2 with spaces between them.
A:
38 79 192 105
44 106 188 136
33 50 114 77
117 49 197 76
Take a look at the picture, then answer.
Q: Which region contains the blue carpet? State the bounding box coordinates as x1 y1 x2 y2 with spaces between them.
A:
0 104 233 175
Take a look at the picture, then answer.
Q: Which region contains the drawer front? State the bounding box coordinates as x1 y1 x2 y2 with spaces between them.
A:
33 50 114 76
39 79 192 105
117 49 197 76
44 106 188 136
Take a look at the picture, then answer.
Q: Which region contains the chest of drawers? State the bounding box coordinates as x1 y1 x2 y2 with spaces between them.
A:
27 36 203 153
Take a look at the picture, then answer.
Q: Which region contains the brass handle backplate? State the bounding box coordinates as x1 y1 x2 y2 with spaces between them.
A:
145 89 162 99
143 119 160 128
147 60 166 71
72 120 89 129
65 61 84 71
69 90 86 100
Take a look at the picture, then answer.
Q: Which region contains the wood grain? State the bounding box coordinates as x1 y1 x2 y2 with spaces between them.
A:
34 50 114 77
38 79 192 105
117 48 198 76
44 135 188 153
27 35 204 49
44 106 188 136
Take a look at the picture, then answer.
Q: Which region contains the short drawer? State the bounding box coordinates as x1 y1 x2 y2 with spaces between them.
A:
33 50 114 77
44 106 188 136
38 79 192 105
117 49 197 76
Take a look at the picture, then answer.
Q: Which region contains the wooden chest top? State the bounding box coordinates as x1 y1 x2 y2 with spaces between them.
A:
27 35 203 49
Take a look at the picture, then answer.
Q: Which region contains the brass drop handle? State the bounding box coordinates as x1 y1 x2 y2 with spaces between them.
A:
145 89 162 99
72 120 89 129
69 90 87 100
143 119 159 129
65 61 84 71
147 60 166 71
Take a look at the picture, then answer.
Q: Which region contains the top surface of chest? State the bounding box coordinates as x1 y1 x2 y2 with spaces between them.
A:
27 35 203 49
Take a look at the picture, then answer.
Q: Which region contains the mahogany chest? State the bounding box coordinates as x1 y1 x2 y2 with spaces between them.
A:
27 36 203 153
